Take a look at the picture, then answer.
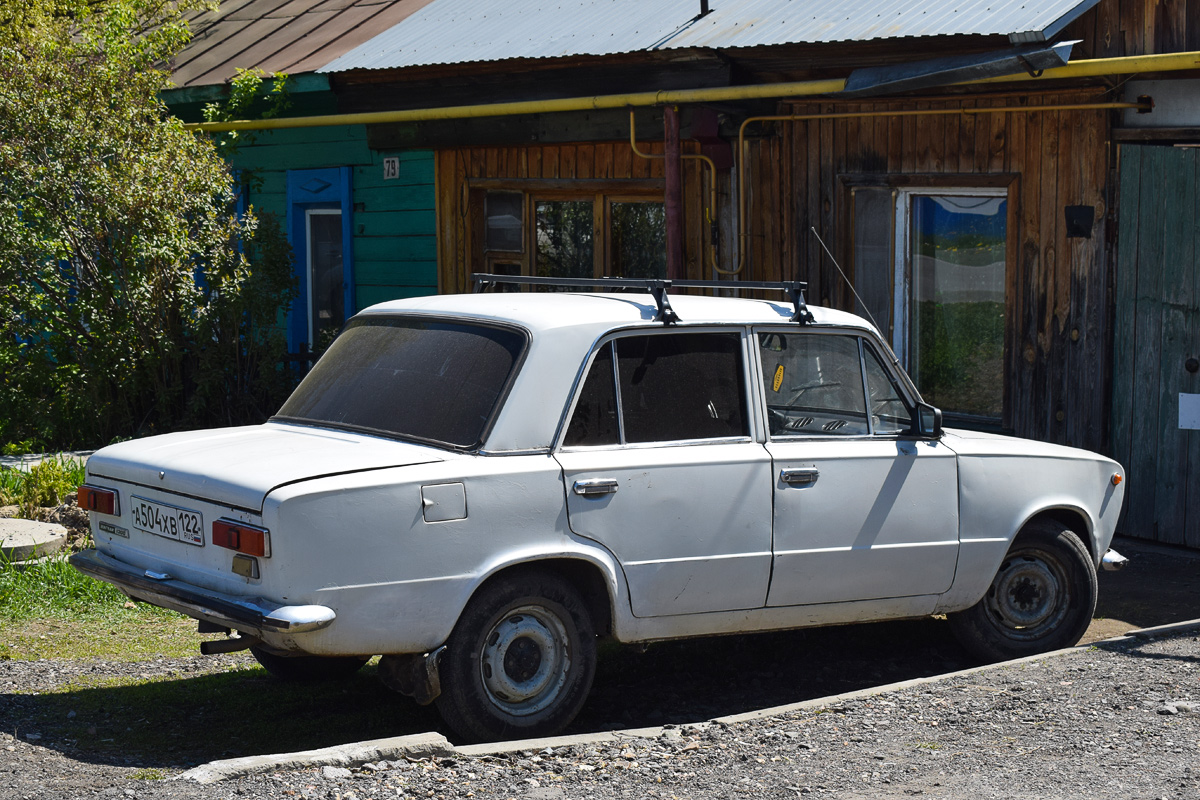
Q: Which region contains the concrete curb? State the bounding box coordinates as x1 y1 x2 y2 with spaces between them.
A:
173 617 1200 783
174 732 453 784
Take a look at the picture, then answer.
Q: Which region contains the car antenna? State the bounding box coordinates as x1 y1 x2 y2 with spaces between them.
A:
809 226 884 334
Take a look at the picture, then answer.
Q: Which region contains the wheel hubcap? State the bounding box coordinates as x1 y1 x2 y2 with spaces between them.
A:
985 550 1069 639
479 605 570 716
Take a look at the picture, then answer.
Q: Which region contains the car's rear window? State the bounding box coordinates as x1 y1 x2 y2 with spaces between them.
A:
274 317 527 448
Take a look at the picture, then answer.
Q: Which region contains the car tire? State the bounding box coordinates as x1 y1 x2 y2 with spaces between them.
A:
436 569 596 743
948 520 1097 661
250 646 370 681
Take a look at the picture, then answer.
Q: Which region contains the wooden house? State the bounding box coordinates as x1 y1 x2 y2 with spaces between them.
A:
183 0 1200 547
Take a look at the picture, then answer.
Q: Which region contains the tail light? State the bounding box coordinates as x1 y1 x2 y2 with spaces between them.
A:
212 519 271 558
78 485 119 516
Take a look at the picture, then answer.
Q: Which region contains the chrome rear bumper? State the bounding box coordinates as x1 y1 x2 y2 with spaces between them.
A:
69 549 335 636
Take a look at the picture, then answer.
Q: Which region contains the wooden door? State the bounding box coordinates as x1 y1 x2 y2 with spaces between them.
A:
1112 145 1200 546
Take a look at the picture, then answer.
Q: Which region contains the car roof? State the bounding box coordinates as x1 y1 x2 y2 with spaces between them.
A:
354 290 881 453
357 290 877 337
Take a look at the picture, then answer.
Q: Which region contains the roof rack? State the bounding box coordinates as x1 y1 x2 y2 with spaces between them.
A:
471 274 815 325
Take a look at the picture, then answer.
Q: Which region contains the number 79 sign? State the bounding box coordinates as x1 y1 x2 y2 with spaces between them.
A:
383 157 399 180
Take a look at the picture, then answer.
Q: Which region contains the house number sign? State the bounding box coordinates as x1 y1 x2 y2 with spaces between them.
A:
383 157 400 180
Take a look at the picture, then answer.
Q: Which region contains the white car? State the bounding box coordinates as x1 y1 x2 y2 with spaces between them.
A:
72 277 1126 742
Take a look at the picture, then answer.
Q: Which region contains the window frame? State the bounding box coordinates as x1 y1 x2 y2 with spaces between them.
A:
753 327 920 441
841 174 1018 427
477 183 666 279
557 326 757 451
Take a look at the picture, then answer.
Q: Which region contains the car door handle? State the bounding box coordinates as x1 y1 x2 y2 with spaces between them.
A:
573 479 619 496
780 468 819 486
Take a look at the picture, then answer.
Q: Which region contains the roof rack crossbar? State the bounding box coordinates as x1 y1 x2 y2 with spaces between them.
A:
471 273 814 325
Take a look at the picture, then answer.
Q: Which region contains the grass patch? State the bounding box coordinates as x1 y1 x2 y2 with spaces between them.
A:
0 550 200 661
0 456 87 517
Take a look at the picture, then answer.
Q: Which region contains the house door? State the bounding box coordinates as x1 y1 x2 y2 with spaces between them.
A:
1112 145 1200 546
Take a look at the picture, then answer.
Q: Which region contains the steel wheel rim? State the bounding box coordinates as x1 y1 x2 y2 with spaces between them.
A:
983 548 1070 641
479 604 571 717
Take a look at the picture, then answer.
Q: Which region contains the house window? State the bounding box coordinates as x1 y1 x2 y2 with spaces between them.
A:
851 185 1008 421
482 190 665 279
305 208 344 351
287 167 354 357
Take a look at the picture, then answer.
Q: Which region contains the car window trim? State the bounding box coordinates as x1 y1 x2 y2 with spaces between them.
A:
753 326 923 443
271 313 531 453
554 325 756 451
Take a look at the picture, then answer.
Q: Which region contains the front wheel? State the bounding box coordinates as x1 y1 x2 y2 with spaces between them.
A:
948 521 1097 661
436 569 596 743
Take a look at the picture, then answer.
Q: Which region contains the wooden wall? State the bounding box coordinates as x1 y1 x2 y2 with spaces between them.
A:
232 121 438 312
1065 0 1200 58
435 141 711 293
739 89 1113 450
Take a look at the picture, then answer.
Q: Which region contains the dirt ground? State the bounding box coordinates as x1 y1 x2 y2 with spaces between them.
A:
1085 534 1200 641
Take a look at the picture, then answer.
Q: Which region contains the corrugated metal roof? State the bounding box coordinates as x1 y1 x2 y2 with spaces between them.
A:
320 0 1100 73
173 0 436 88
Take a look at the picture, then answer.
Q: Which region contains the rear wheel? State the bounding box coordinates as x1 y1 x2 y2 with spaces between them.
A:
949 520 1097 661
250 646 369 681
436 569 596 743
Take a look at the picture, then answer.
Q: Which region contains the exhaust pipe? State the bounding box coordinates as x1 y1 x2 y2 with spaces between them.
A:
200 634 260 655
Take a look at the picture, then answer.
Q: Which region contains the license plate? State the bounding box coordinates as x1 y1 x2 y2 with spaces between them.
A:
130 496 204 546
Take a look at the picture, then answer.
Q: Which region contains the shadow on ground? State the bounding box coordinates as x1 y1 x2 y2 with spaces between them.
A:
4 535 1197 769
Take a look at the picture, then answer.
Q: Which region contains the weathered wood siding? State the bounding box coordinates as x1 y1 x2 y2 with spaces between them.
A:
232 123 437 311
1112 145 1200 546
740 90 1112 450
1065 0 1200 57
435 142 711 293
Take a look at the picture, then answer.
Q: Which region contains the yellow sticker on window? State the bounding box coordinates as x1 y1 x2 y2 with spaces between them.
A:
772 365 784 393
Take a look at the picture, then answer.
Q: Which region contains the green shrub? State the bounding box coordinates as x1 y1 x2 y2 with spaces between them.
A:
0 0 298 450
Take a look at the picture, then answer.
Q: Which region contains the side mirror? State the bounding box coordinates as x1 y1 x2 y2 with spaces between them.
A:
915 402 943 439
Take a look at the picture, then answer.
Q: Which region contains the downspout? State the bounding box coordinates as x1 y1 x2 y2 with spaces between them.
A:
629 112 721 276
664 105 684 280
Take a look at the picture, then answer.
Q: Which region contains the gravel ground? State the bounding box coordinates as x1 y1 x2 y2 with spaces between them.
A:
3 629 1198 800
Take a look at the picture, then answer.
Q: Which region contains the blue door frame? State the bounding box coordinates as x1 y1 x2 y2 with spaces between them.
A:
286 167 354 353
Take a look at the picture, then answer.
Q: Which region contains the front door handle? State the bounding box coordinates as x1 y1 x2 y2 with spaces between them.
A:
573 478 619 497
780 468 819 486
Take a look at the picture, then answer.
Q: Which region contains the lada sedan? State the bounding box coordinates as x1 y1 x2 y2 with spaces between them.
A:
72 278 1126 742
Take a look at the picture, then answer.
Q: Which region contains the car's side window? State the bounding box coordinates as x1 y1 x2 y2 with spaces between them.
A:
759 333 869 436
616 332 748 443
563 343 620 446
863 346 914 435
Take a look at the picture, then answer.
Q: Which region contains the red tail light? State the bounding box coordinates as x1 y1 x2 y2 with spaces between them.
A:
78 485 119 516
211 519 271 558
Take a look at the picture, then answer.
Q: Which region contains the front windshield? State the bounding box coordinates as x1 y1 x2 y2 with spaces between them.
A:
274 317 527 448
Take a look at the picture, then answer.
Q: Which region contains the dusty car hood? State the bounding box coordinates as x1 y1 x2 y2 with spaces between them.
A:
941 427 1116 463
87 422 445 511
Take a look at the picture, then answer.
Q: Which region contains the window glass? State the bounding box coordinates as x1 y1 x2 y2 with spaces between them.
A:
759 333 868 436
910 194 1005 418
276 318 525 448
611 201 666 279
307 209 343 351
863 347 912 434
564 344 619 446
485 192 523 252
852 187 893 338
616 333 747 443
536 200 593 278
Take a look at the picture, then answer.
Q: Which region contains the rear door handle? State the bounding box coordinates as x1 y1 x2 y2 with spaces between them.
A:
780 468 819 486
573 478 619 496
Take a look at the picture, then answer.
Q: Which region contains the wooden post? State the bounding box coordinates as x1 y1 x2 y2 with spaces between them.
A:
664 105 684 280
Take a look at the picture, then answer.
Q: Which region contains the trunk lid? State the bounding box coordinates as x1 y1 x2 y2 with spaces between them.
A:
86 422 444 511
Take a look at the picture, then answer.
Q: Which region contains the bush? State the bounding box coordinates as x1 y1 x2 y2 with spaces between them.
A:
0 0 298 449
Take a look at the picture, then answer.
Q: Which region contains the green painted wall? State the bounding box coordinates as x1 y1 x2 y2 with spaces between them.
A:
229 116 438 313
